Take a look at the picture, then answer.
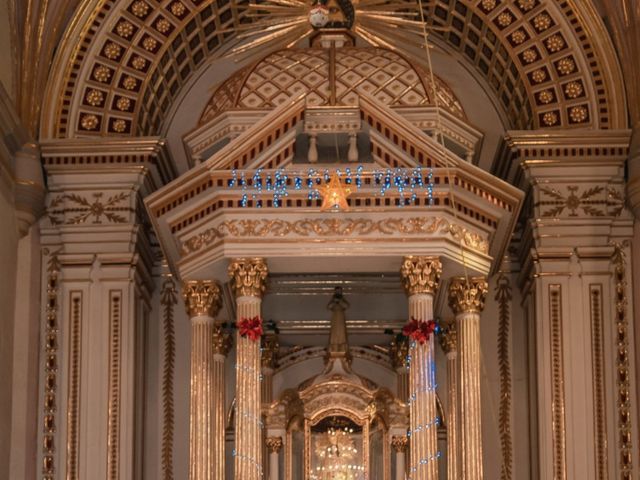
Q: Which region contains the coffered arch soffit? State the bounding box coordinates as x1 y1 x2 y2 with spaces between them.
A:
41 0 627 141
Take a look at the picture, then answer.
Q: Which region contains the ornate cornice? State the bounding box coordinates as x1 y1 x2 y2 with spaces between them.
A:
400 256 442 296
228 258 268 298
448 277 488 315
438 320 457 355
182 281 222 318
213 325 233 357
391 435 408 453
266 436 283 454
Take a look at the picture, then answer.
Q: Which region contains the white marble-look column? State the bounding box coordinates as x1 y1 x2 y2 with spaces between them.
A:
266 437 283 480
448 277 488 480
229 258 268 480
438 320 458 480
183 280 224 480
392 435 408 480
400 256 442 480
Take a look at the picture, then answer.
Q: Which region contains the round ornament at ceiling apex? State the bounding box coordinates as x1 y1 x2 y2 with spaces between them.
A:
309 5 330 28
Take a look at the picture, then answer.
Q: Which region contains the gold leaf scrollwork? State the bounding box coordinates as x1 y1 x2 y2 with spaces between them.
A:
47 192 132 225
182 280 222 317
400 256 442 296
447 276 488 314
228 258 268 298
180 217 489 256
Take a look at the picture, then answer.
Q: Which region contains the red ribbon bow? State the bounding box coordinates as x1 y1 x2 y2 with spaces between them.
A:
402 317 436 345
238 316 263 342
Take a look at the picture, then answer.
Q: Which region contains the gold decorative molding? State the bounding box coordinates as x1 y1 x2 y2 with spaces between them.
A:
266 436 283 454
391 435 408 453
228 258 268 299
181 217 489 256
495 274 513 480
400 256 442 296
261 334 279 369
588 284 608 479
107 291 122 480
438 319 457 355
67 292 83 480
612 245 634 478
448 277 489 315
41 252 60 479
160 279 178 480
182 280 222 317
549 285 567 480
213 324 233 357
537 185 623 218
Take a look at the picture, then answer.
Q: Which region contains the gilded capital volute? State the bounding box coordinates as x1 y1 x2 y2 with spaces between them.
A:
389 336 410 369
228 258 268 298
448 276 488 315
438 319 457 354
261 334 280 369
182 280 222 317
400 256 442 296
213 324 233 356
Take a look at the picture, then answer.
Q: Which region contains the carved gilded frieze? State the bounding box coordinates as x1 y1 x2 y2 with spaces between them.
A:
181 217 489 256
400 256 442 296
447 277 489 314
228 258 268 299
182 281 222 317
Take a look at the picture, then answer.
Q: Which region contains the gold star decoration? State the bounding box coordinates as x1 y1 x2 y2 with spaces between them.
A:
319 173 352 212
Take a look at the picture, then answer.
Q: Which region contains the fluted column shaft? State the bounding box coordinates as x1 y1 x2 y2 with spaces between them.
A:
401 256 442 480
183 281 224 480
213 328 232 480
448 277 488 480
229 258 268 480
439 322 458 480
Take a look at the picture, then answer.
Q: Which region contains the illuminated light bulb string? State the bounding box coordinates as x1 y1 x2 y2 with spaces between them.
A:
229 165 435 208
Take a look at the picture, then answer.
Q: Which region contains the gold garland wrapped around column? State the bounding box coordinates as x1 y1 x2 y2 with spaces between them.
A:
182 280 223 480
229 258 268 480
439 320 458 480
400 256 442 480
448 277 488 480
213 325 233 480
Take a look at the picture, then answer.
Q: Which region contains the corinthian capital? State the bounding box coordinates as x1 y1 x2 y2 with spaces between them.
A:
228 258 268 298
448 276 488 315
400 256 442 296
266 436 283 454
182 280 222 317
213 324 233 356
438 319 457 354
391 435 408 453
